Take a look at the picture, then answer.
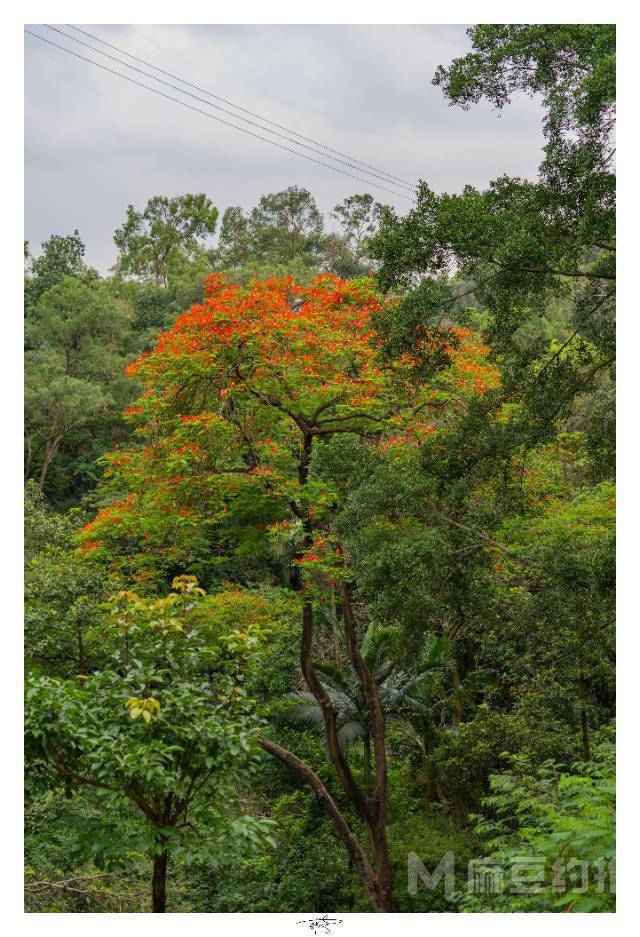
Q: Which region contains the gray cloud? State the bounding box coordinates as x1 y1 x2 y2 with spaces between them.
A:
25 24 545 273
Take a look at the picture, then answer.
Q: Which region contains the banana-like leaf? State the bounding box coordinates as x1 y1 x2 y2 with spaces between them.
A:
336 719 368 751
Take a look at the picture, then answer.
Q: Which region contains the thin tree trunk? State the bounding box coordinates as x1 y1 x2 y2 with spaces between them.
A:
77 624 86 676
330 585 341 668
578 673 591 762
363 736 372 793
151 848 168 913
423 725 431 815
154 256 164 286
38 442 55 490
451 666 462 727
38 433 64 490
155 244 172 286
423 771 431 816
434 775 447 811
25 436 33 483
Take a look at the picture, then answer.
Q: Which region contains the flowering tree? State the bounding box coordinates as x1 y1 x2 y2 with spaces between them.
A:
80 273 498 911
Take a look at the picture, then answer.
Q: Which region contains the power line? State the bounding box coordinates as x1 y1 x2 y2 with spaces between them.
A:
44 23 416 196
64 22 416 191
25 28 416 203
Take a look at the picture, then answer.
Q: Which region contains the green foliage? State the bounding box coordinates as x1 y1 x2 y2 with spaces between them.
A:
24 481 121 677
114 194 218 285
459 739 615 912
215 186 387 279
433 25 615 195
25 230 86 309
327 193 389 276
24 787 150 912
279 622 399 747
194 789 359 911
24 275 138 499
389 813 478 912
217 186 323 269
371 25 615 474
25 576 279 910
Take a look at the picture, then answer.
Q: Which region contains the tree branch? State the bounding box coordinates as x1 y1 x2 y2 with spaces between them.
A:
258 736 383 911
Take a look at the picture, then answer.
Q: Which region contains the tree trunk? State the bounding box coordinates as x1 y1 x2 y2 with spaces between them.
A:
346 856 355 911
578 674 591 762
434 775 447 812
261 430 396 911
38 432 65 490
450 666 462 726
154 255 165 287
363 736 372 793
38 441 56 490
423 773 431 816
152 848 168 913
25 436 33 483
259 736 389 911
77 624 86 676
261 580 395 911
371 830 395 912
423 725 431 815
341 584 395 911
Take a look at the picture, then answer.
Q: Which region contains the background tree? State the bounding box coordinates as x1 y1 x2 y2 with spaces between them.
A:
24 230 86 310
249 185 324 263
216 186 324 273
114 194 218 286
25 491 119 678
216 205 253 269
24 275 136 495
330 194 387 275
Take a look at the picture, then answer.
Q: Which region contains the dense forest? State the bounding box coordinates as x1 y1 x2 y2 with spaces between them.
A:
24 25 615 913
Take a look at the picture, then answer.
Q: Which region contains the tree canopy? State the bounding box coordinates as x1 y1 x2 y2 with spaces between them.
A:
114 194 219 286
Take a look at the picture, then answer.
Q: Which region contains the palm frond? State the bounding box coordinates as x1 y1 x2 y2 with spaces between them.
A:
314 663 353 698
419 635 453 669
316 605 347 647
359 623 377 667
277 692 324 730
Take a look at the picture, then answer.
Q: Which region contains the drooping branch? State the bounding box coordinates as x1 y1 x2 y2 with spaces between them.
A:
258 736 385 911
491 259 615 281
423 501 537 566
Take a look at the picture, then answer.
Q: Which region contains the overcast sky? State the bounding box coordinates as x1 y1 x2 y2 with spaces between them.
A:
25 24 545 273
